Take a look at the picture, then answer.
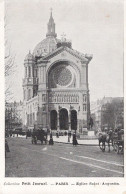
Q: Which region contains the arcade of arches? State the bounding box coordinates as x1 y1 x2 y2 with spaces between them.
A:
50 109 77 131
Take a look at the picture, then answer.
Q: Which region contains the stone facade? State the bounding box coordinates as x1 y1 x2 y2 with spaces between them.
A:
22 11 92 133
5 101 23 130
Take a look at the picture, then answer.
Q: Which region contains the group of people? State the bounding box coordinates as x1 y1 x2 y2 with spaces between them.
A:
43 129 78 146
56 130 78 146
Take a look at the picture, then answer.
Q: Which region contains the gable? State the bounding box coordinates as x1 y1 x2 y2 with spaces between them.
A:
40 46 89 63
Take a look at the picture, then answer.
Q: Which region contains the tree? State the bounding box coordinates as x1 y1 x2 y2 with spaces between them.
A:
101 99 124 130
5 14 16 101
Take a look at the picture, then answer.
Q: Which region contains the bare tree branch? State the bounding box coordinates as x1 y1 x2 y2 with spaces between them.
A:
5 13 16 102
5 41 16 101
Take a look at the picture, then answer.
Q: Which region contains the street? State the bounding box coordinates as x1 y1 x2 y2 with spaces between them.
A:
5 137 124 177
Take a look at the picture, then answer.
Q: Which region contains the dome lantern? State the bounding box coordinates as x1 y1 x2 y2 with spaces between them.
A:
24 51 35 62
46 8 57 38
33 10 60 58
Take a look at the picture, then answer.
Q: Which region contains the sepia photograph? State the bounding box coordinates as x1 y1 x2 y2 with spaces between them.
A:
4 0 124 179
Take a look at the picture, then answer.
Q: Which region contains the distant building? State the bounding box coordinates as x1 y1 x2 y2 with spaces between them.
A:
90 97 124 131
5 101 23 130
22 11 93 133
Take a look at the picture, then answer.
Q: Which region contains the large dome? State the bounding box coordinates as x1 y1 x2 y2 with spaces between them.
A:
33 36 60 57
33 11 60 58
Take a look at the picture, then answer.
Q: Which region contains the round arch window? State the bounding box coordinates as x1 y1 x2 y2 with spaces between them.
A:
53 65 72 86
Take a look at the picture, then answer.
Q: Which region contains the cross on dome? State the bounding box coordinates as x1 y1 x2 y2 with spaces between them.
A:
61 32 66 41
50 8 53 18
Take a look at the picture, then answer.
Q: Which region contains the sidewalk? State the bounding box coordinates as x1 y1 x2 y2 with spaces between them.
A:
53 136 98 146
16 134 99 146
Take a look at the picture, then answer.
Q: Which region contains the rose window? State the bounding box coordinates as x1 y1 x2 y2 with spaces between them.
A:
53 66 72 86
48 63 77 88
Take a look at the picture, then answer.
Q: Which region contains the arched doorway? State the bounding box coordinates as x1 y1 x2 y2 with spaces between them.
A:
71 110 77 131
50 110 57 130
59 108 68 130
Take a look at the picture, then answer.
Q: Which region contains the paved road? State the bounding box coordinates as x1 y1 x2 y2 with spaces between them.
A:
5 137 124 177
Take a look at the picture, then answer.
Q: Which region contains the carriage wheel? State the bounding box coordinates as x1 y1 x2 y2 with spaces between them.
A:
121 147 124 154
113 144 119 154
118 145 124 154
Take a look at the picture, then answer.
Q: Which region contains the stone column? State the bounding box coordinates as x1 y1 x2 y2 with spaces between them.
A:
77 110 80 133
68 110 71 131
81 63 86 87
57 111 60 131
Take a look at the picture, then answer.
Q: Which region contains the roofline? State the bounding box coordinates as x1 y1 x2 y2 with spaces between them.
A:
38 46 91 62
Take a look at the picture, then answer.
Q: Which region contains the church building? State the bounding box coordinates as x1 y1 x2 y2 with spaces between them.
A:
22 11 93 134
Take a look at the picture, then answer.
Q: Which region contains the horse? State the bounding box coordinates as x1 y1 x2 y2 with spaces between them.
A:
98 130 113 152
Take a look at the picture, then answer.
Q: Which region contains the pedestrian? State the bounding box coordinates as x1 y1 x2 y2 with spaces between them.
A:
68 131 71 138
73 133 78 146
9 130 12 137
49 132 54 145
68 135 70 142
56 131 58 138
45 130 48 140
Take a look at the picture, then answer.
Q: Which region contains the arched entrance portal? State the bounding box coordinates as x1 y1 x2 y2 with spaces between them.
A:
71 110 77 131
50 110 57 130
59 109 68 130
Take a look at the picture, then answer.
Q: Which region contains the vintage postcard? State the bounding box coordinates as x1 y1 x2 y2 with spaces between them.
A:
0 0 125 193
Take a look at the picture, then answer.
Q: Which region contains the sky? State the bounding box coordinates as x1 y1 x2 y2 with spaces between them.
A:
5 0 124 103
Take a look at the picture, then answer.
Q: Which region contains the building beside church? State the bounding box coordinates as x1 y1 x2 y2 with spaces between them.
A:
5 101 23 130
90 97 124 131
22 11 93 134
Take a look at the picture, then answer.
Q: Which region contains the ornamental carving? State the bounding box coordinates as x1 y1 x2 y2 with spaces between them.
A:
48 91 79 103
61 52 67 57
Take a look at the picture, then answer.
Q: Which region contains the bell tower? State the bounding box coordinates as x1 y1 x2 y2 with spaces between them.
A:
23 51 38 101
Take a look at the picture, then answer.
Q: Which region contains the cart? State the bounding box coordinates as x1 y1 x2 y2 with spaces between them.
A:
31 129 47 145
113 129 124 154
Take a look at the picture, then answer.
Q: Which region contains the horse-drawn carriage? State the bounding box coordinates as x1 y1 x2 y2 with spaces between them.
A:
31 129 47 145
98 129 124 154
113 129 124 154
26 130 32 138
98 131 112 152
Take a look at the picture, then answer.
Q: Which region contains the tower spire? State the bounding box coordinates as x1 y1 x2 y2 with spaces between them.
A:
50 8 53 17
46 9 57 38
